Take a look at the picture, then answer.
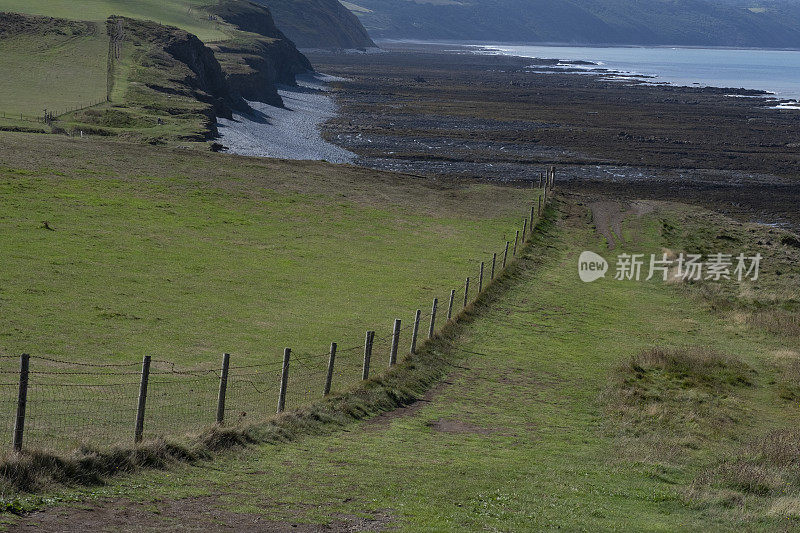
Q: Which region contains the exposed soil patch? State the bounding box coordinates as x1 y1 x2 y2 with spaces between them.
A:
589 200 627 249
588 199 656 248
364 372 463 429
11 495 395 532
426 418 499 435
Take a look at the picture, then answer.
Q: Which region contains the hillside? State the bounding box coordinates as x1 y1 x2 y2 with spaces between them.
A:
0 0 231 42
0 1 312 145
253 0 376 49
0 14 108 119
347 0 800 48
5 182 800 528
0 130 534 453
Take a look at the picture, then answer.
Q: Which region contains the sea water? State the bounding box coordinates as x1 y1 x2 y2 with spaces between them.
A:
473 44 800 103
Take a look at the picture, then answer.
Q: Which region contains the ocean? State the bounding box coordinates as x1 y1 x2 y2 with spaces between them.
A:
473 44 800 105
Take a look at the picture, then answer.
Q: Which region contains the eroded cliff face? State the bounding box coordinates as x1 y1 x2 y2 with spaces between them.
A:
109 16 247 127
207 0 312 107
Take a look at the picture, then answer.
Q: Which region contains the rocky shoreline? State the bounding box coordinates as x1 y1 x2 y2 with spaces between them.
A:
217 73 356 163
306 43 800 231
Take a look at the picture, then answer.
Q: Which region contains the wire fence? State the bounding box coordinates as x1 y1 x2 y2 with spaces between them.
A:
2 170 556 454
0 98 110 126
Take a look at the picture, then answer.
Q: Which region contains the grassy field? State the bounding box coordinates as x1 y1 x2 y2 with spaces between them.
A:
5 194 799 530
0 0 229 42
0 12 237 145
0 132 538 451
0 21 108 118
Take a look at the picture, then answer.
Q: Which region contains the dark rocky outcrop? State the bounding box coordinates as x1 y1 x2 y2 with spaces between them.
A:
207 0 312 106
252 0 376 49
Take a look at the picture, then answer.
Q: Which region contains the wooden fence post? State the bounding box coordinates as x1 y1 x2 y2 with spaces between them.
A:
12 354 29 453
447 289 455 320
410 310 421 354
428 298 438 339
491 252 497 280
522 218 527 242
216 353 230 425
134 355 151 443
503 241 509 268
479 262 484 293
539 195 542 214
464 277 470 308
389 319 401 366
277 348 291 413
362 331 374 380
513 230 519 257
530 205 535 236
324 343 336 397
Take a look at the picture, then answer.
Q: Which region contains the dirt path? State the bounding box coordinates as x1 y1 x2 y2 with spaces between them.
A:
11 495 393 532
588 199 654 248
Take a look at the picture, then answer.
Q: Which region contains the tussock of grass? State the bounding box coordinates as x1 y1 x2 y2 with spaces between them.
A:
608 347 754 459
766 349 800 401
746 309 800 338
625 347 754 391
692 430 800 499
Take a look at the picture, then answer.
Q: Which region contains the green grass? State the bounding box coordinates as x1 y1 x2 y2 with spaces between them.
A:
0 132 538 451
0 25 108 118
59 17 227 145
8 195 799 529
0 0 230 42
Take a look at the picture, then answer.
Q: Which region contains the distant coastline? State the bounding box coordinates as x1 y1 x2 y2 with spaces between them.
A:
470 42 800 105
377 39 800 105
376 38 800 53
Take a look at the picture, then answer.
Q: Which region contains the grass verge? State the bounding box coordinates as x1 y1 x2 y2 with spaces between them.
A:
1 194 799 530
0 194 559 500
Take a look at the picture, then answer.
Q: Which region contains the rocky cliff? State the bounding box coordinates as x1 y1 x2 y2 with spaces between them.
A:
207 0 312 106
108 16 246 132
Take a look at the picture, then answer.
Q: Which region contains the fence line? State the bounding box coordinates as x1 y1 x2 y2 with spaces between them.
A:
3 171 556 454
0 97 110 127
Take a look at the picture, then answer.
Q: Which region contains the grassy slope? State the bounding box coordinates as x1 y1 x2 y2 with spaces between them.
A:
7 197 799 529
0 132 536 447
0 0 228 42
0 13 219 144
0 28 108 117
63 17 234 145
0 3 310 147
